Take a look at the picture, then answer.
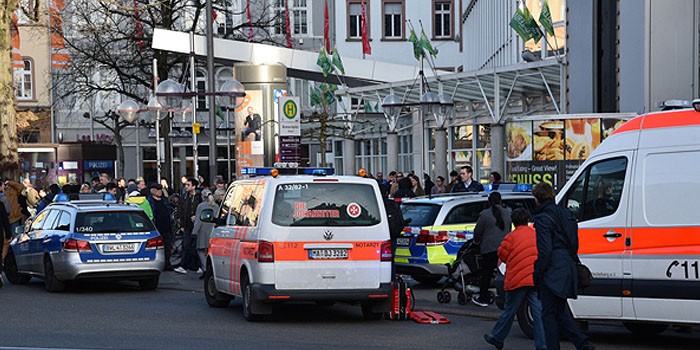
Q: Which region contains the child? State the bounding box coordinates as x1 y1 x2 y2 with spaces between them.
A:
484 208 545 350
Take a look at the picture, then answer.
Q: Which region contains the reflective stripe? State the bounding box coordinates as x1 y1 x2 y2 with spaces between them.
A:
274 241 384 261
612 110 700 136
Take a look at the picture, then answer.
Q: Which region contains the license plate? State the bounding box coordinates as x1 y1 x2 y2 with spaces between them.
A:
103 243 136 253
396 238 411 246
309 248 348 259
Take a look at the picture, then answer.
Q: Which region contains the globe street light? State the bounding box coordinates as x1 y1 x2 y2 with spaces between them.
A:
118 99 143 178
147 94 165 182
218 79 246 181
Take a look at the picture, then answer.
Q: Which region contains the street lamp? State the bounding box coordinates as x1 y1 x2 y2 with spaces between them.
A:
118 99 143 178
147 94 165 182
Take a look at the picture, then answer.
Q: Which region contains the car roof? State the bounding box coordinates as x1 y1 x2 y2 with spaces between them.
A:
47 201 142 212
402 191 534 205
232 175 379 185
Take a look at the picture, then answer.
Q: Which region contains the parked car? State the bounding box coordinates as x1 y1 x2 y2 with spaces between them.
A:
3 198 164 292
396 186 536 284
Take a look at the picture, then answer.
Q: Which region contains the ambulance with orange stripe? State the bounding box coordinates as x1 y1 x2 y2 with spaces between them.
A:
553 104 700 334
199 168 392 321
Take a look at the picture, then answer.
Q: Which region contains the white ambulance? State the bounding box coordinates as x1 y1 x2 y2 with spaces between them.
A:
555 105 700 334
200 168 392 321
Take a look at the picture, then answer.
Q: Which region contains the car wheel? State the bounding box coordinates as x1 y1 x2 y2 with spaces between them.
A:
623 322 669 336
361 302 384 320
43 256 66 293
138 276 159 291
412 275 442 285
517 300 535 339
4 251 31 284
241 273 267 321
204 268 232 308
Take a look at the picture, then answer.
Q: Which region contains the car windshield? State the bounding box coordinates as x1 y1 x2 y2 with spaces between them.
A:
74 211 156 233
271 183 381 227
401 203 442 227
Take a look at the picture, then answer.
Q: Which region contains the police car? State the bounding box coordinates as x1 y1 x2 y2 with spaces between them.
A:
3 194 164 292
395 184 536 284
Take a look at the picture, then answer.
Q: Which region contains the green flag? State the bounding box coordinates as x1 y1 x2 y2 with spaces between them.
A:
523 6 542 43
331 48 345 75
419 29 438 58
539 0 554 36
316 48 332 77
408 29 423 61
509 8 532 42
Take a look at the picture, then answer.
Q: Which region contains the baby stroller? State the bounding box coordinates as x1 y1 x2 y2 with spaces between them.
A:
436 239 487 305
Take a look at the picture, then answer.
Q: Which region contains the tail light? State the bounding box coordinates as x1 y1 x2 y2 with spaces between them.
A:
380 240 392 261
146 236 164 249
415 230 450 246
258 241 274 262
62 238 93 253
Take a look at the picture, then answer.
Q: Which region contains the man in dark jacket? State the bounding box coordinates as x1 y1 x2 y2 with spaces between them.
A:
532 183 595 350
450 165 484 193
148 183 174 270
175 178 202 273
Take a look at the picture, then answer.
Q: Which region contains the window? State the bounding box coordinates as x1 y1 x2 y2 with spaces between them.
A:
443 202 486 224
42 210 62 230
272 183 381 226
227 184 265 227
563 157 627 222
74 211 156 233
433 1 452 39
348 1 369 39
523 0 566 57
273 0 286 35
55 211 72 231
196 70 207 110
382 1 403 39
292 0 308 35
401 203 442 227
30 210 49 231
14 59 33 100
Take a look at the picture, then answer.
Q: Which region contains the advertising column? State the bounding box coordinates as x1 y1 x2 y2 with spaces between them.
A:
234 64 287 175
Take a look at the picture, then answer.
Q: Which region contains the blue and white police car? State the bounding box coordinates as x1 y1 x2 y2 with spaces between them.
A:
3 194 164 292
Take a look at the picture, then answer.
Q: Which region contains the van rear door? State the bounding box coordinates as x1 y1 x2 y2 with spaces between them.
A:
270 180 387 290
560 153 632 319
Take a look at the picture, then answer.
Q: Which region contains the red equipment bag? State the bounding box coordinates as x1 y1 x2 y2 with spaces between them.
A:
387 276 413 320
411 311 451 324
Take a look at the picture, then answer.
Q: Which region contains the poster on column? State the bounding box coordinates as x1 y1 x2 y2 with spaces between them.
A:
236 90 264 176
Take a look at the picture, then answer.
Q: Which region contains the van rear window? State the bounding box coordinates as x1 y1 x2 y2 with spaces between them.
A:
271 183 380 226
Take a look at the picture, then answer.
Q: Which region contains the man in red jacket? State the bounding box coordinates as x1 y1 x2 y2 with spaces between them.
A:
484 208 545 350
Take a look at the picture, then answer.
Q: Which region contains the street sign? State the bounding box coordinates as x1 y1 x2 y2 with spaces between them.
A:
279 96 301 136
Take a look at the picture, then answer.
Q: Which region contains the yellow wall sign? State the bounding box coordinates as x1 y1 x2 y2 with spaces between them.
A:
193 122 200 134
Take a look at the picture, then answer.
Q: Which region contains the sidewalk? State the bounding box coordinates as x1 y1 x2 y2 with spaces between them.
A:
158 271 501 320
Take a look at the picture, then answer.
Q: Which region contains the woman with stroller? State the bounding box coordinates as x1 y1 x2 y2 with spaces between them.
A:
472 192 512 307
483 208 545 350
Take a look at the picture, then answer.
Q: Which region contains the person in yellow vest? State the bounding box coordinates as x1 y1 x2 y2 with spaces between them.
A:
125 183 153 220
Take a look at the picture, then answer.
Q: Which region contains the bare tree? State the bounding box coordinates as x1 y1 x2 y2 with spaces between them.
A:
51 0 283 179
0 0 21 179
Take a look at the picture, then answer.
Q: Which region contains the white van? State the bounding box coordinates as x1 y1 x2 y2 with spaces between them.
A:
555 106 700 334
200 171 393 321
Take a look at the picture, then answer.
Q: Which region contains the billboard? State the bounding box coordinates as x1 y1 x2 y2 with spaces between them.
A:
506 115 630 190
236 90 264 176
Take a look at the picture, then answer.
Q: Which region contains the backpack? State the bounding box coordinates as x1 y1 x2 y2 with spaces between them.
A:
384 199 405 239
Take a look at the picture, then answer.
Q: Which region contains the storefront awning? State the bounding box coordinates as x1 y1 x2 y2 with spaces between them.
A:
339 59 565 124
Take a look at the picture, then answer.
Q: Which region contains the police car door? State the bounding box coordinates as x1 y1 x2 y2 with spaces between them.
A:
560 154 631 319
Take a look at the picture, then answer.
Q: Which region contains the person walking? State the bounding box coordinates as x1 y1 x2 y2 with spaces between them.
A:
532 183 595 350
175 178 202 274
148 183 174 271
483 208 545 350
472 191 512 307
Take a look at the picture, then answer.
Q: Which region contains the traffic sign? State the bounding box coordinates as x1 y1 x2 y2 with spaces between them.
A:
279 96 301 136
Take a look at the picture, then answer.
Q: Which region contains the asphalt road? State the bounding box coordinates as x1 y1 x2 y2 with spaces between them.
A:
1 275 698 350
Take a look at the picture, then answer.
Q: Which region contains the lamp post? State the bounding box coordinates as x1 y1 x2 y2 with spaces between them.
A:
219 79 246 181
147 94 165 182
117 99 143 178
382 90 453 178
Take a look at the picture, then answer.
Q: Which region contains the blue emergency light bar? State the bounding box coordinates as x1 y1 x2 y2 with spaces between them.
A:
484 183 533 192
241 167 335 176
53 193 117 203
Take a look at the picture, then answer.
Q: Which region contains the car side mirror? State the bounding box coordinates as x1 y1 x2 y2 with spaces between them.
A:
200 208 215 223
15 226 25 235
